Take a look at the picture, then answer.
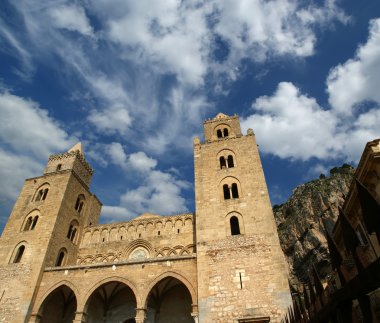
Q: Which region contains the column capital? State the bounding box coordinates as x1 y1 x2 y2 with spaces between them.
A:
135 307 147 323
28 314 42 323
73 311 87 323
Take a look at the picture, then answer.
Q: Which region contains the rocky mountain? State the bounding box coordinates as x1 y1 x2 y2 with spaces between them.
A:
273 164 355 287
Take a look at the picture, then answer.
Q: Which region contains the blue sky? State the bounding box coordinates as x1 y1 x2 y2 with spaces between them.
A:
1 0 380 233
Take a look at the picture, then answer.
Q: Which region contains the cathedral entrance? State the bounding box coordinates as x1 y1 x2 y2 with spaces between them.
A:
85 281 137 323
145 276 193 323
38 285 77 323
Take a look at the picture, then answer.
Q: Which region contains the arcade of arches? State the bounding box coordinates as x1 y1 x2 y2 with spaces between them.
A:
36 277 194 323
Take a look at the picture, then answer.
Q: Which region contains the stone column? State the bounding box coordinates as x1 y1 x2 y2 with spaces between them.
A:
135 307 146 323
28 314 41 323
73 311 87 323
191 304 199 323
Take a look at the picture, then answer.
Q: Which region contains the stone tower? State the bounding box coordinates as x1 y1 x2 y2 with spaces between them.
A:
194 113 291 322
0 143 101 322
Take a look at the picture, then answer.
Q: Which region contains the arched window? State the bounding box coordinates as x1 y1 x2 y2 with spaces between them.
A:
56 249 67 267
223 184 231 199
217 129 223 138
75 195 85 214
223 128 229 137
56 164 62 171
24 217 33 231
67 221 79 243
35 186 49 202
31 216 38 230
219 156 226 169
13 245 25 263
230 216 240 235
227 155 234 168
231 183 239 198
23 213 39 231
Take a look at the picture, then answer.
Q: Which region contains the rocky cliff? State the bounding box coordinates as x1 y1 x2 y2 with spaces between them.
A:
273 164 355 286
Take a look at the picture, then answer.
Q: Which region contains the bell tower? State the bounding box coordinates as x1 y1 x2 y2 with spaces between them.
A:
0 143 102 322
194 113 291 322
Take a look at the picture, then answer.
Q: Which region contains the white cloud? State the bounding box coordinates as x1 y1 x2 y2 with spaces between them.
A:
0 148 42 202
0 91 73 206
327 18 380 116
3 0 348 151
101 205 132 222
120 170 189 216
242 18 380 163
48 4 94 37
107 1 209 86
129 152 157 172
105 142 157 172
0 91 73 157
99 142 189 220
104 0 347 85
241 82 338 160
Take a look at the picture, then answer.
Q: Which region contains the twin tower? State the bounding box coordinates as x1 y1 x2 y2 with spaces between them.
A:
0 113 291 323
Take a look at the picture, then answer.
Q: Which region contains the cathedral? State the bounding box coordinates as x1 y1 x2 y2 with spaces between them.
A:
0 113 292 323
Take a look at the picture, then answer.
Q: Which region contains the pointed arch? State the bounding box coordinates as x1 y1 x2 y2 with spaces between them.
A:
143 271 197 309
82 276 140 310
36 283 77 323
33 183 50 202
21 209 41 231
9 241 27 264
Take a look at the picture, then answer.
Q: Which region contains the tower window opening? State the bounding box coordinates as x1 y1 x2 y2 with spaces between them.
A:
35 190 43 201
67 225 73 239
31 216 38 230
42 188 48 200
24 217 33 231
177 229 180 233
223 184 231 200
223 128 229 137
55 250 66 267
23 215 38 231
227 155 234 168
230 216 240 235
13 245 25 263
220 156 226 169
158 231 160 236
56 164 62 171
67 221 78 242
75 195 85 214
231 183 239 198
35 187 49 201
217 129 223 138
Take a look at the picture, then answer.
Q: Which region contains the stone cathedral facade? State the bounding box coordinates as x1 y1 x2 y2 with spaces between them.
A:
0 113 291 323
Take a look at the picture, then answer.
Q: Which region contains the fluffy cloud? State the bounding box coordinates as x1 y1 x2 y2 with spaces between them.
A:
48 4 94 37
242 18 380 163
2 0 348 152
242 82 338 160
0 91 73 205
0 91 73 157
327 18 380 116
100 142 189 220
104 0 347 85
119 170 189 217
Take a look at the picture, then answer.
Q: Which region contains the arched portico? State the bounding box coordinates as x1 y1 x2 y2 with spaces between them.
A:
84 280 138 323
36 284 77 323
143 272 197 323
